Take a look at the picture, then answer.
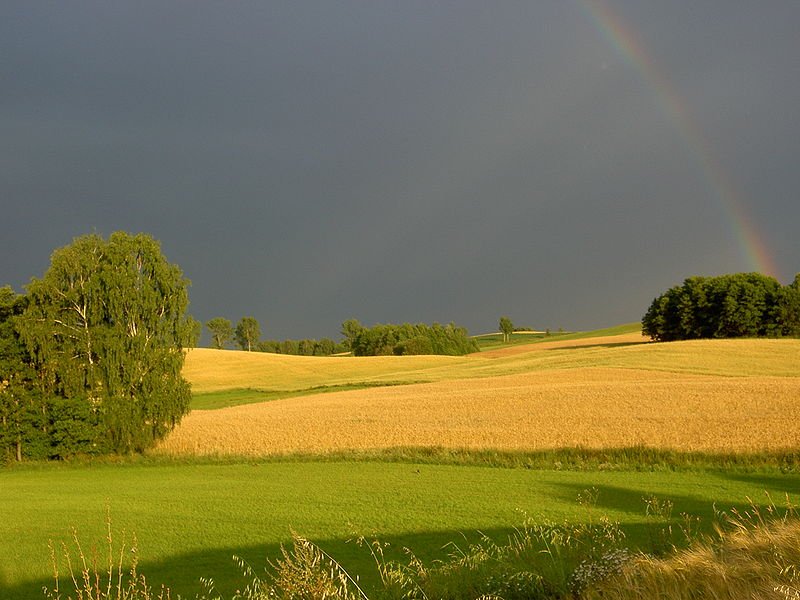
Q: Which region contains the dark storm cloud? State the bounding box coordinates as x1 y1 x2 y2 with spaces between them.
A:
2 1 799 339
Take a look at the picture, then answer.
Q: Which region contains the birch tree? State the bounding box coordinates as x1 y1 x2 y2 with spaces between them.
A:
17 232 194 454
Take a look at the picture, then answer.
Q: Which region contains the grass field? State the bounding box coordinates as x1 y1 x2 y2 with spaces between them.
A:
2 460 799 599
3 326 800 599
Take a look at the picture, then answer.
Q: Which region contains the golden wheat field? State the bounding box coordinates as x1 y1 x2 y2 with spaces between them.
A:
156 333 800 457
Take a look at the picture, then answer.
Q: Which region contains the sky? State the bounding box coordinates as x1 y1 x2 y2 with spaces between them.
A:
2 1 799 341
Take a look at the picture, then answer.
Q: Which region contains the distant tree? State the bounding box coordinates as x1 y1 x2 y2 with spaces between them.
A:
775 274 800 337
0 286 43 462
187 317 202 348
235 316 261 351
393 335 433 355
296 339 315 356
279 339 298 355
499 316 514 343
314 338 337 356
350 321 478 356
642 272 789 341
255 337 343 356
16 232 194 455
256 339 281 353
340 318 364 351
206 317 233 349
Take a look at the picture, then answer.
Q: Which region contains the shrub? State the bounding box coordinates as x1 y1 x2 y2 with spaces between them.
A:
350 322 479 356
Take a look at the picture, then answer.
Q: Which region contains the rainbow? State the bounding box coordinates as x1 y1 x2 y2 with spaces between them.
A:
578 0 779 279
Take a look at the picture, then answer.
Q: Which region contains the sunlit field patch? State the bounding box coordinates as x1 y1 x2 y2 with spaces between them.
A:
165 335 800 457
158 367 800 456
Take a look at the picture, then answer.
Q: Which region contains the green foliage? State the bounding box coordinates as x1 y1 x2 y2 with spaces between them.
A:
499 316 514 343
776 274 800 337
0 286 40 462
350 322 479 356
642 272 800 341
206 317 233 349
340 319 365 351
188 317 202 349
256 337 345 356
8 232 194 458
235 317 261 351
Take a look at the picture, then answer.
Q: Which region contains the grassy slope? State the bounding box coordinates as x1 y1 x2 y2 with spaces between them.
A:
2 460 799 599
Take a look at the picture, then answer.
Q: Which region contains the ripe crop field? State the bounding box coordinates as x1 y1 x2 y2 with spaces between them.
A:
161 368 800 456
163 333 800 457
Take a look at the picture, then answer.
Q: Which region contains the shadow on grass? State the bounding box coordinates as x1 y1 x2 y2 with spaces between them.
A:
549 477 800 553
3 527 520 600
714 472 800 497
0 521 691 600
546 481 715 519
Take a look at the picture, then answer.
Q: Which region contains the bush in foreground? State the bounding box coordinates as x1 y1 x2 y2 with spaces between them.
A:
585 502 800 600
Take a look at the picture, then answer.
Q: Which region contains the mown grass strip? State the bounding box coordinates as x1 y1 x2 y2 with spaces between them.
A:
7 446 800 474
226 445 800 473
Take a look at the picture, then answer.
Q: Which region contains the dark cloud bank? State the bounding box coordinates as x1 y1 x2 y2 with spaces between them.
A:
2 1 798 340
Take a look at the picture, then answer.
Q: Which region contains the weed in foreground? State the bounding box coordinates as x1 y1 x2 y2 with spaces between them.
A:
44 512 171 600
350 488 625 600
583 494 800 600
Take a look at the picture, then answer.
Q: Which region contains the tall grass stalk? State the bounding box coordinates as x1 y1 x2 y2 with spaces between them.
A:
584 495 800 600
44 513 171 600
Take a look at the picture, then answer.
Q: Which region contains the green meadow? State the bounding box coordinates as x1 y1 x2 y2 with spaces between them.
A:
2 458 799 599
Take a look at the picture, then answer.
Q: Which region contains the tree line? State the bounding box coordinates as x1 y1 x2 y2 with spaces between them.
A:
205 317 478 356
642 272 800 341
205 317 346 355
0 233 196 461
341 319 479 356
